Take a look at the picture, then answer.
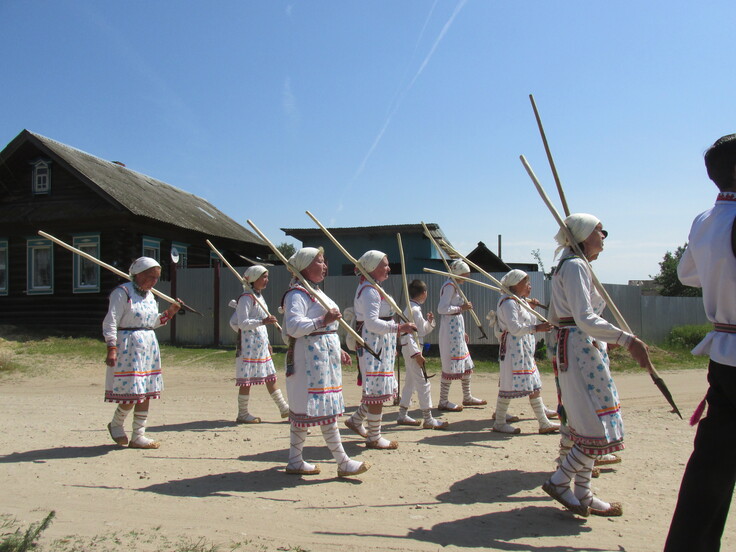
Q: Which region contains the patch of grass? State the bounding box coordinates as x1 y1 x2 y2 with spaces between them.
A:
666 324 713 350
0 511 55 552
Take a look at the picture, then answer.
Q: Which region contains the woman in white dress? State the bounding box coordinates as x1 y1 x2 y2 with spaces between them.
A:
230 265 289 423
103 257 180 449
282 247 369 477
542 214 651 517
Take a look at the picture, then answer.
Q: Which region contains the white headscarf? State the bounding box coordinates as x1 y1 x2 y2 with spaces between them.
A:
129 257 160 276
500 269 528 289
357 250 387 273
554 213 601 257
243 265 268 284
450 259 470 275
288 247 323 273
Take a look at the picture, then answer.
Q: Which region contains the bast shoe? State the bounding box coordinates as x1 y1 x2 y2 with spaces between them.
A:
344 418 368 438
438 401 463 412
492 411 520 423
285 465 321 475
492 423 521 435
337 461 371 478
397 416 422 426
542 480 590 517
590 501 623 517
423 418 449 430
538 422 560 434
365 439 399 450
128 437 160 449
462 397 487 406
236 414 262 424
595 453 622 466
107 423 128 447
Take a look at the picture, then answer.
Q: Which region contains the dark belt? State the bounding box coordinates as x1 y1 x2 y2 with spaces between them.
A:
309 330 338 336
119 327 153 331
558 317 576 327
714 323 736 334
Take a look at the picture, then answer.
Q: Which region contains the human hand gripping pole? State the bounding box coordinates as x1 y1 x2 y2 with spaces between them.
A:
420 222 488 339
206 239 282 332
518 155 682 419
245 219 382 362
397 233 433 381
434 240 549 324
37 230 203 316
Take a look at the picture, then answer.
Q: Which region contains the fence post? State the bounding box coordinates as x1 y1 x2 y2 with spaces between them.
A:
214 262 220 347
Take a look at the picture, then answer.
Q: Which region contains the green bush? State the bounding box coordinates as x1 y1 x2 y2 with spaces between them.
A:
666 324 713 349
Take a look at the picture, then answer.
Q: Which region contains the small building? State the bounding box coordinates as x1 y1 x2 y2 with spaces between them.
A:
0 129 269 333
281 223 453 275
465 241 538 273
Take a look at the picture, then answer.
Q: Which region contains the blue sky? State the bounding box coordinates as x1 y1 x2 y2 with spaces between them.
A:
2 1 733 284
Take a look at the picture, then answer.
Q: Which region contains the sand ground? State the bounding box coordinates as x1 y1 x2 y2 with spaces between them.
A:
1 359 734 552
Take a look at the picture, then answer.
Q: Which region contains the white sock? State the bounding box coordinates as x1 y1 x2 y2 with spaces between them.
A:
574 453 611 511
111 405 131 428
493 397 511 427
350 403 368 424
131 411 154 446
461 375 473 402
366 412 392 448
237 393 250 418
530 396 554 427
270 389 289 416
439 379 451 404
321 422 361 472
287 425 314 472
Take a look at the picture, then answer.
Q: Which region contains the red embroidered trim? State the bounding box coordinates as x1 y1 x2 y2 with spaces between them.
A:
717 192 736 202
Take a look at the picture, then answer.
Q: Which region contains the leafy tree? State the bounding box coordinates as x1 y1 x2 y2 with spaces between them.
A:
650 243 702 297
276 242 296 259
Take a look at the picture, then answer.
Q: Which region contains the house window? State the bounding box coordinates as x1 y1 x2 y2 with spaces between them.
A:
0 240 7 296
27 238 53 295
142 237 161 262
32 160 51 194
171 242 188 268
73 234 100 293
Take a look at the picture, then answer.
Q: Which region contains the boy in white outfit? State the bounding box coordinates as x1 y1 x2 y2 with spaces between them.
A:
397 280 449 430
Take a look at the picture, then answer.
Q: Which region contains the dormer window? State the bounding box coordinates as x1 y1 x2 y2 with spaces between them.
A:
32 159 51 194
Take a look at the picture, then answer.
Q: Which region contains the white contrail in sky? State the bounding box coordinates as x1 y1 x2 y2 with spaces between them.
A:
349 0 468 184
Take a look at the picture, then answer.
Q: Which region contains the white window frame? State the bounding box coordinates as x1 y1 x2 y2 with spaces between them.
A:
0 240 8 296
171 241 189 268
32 159 51 194
27 238 54 295
142 236 161 263
73 234 100 293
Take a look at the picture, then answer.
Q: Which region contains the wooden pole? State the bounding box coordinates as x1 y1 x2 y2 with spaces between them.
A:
421 221 488 339
245 219 381 361
206 239 282 332
305 210 410 324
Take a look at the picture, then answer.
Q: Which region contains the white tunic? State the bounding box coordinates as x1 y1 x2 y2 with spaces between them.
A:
354 280 398 403
283 281 345 427
230 292 276 386
549 253 632 455
399 301 436 409
102 282 171 404
496 295 542 398
678 192 736 365
438 280 474 378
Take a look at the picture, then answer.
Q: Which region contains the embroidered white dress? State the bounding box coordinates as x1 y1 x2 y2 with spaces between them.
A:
549 253 633 455
438 280 474 379
230 291 276 386
354 280 398 404
102 282 171 404
283 281 345 427
496 295 542 399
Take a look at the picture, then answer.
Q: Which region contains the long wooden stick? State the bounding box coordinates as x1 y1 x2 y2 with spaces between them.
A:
245 219 380 361
420 222 488 339
423 268 500 292
529 94 570 217
398 233 432 381
519 155 682 418
438 241 549 323
305 210 410 324
38 230 202 315
206 239 282 332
